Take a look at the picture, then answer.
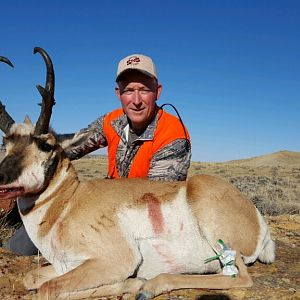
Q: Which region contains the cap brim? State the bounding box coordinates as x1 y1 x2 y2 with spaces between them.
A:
116 68 157 82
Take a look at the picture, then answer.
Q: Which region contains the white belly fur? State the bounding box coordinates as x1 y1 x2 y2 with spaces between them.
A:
118 188 220 279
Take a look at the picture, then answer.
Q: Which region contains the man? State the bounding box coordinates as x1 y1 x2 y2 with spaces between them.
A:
6 53 191 255
64 53 191 180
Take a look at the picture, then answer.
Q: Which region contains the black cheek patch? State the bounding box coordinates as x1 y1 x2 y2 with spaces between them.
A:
0 154 25 184
43 152 60 183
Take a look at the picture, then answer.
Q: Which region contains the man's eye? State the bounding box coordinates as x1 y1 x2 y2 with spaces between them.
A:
123 90 133 95
140 89 151 94
122 89 151 95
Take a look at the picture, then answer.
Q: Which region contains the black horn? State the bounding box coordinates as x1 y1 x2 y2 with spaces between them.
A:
0 56 14 68
0 56 15 134
33 47 55 135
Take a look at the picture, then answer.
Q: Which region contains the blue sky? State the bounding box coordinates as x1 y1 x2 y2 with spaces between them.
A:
1 0 299 162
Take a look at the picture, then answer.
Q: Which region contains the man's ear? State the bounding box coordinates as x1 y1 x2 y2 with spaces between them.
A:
156 84 162 100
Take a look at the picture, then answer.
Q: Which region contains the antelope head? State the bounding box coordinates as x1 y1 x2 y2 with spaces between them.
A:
0 48 60 203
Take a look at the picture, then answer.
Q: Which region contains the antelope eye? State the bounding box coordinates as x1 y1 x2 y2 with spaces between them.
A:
35 138 54 152
40 142 53 152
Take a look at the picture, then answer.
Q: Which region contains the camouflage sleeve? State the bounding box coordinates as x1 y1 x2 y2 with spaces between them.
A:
148 139 191 181
61 115 107 160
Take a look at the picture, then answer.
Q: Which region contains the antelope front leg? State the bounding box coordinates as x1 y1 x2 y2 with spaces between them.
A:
38 258 142 300
136 252 253 300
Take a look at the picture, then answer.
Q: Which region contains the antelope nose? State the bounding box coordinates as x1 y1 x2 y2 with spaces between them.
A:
0 172 8 184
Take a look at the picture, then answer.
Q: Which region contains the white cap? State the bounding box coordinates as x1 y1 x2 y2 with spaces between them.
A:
116 54 157 81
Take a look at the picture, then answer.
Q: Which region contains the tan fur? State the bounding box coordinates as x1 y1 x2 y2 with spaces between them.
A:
186 175 259 256
0 128 275 300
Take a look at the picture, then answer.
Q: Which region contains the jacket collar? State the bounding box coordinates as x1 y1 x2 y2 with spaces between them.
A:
111 106 160 142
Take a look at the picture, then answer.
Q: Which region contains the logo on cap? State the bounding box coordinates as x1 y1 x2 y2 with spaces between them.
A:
127 56 140 66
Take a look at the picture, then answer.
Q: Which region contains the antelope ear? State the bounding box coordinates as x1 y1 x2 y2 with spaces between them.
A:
24 115 33 125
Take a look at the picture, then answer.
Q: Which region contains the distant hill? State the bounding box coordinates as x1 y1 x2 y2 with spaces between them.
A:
225 150 300 167
1 149 299 167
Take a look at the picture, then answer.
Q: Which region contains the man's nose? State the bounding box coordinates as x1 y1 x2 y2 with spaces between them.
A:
132 90 142 105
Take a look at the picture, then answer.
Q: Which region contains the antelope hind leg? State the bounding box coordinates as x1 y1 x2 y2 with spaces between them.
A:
136 252 253 300
24 264 58 290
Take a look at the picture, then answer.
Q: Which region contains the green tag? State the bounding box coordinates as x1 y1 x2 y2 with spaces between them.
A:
204 254 221 264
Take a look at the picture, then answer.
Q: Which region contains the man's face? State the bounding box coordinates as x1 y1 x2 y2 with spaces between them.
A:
116 71 162 132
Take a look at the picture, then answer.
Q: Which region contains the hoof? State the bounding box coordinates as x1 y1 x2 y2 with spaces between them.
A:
135 291 154 300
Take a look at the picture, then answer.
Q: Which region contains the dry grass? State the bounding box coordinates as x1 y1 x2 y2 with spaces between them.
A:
72 155 108 180
189 161 300 216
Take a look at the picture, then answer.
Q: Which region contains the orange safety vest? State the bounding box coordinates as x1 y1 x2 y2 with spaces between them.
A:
103 108 190 178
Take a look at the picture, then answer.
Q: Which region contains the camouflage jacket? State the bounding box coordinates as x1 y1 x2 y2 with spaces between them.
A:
64 107 191 181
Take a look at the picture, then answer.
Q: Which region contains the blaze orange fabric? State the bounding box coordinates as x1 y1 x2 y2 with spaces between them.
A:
103 108 190 178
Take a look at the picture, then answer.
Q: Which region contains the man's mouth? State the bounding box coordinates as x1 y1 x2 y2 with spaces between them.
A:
131 108 145 112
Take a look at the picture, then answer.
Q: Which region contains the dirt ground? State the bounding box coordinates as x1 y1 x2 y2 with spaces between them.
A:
0 215 299 300
0 153 299 299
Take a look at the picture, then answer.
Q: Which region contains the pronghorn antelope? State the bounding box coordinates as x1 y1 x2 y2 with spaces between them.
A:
0 48 275 300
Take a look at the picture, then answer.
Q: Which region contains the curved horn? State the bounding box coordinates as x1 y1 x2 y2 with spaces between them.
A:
33 47 55 135
0 56 15 134
0 56 14 68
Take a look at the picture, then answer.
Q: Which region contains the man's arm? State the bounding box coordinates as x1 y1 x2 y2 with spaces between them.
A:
58 115 107 160
147 139 191 181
